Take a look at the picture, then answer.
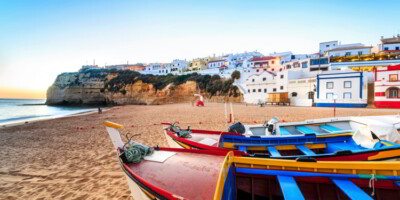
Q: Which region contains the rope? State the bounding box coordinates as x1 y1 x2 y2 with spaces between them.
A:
170 122 192 138
369 174 377 196
122 133 154 163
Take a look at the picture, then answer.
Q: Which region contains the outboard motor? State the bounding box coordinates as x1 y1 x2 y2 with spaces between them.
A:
266 117 280 135
228 122 246 134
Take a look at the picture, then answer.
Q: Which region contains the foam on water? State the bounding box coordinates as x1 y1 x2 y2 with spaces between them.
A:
0 99 97 126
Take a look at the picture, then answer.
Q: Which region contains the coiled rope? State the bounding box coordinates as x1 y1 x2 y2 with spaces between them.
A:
170 122 192 138
122 133 154 163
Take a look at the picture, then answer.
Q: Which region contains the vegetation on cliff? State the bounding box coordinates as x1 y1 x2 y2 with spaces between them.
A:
73 69 240 97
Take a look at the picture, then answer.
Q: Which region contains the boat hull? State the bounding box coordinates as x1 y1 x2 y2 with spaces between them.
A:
165 130 400 161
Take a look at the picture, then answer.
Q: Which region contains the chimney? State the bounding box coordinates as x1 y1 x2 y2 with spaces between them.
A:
381 36 384 39
397 34 400 38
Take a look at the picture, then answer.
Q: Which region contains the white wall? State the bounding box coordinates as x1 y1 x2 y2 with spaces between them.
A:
320 41 338 55
382 43 400 51
327 48 371 57
316 71 368 105
288 78 316 106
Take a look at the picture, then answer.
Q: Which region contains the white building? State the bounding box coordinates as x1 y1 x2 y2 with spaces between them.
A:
208 59 226 69
315 71 368 107
326 44 372 57
283 58 311 72
319 41 339 56
239 69 319 104
225 51 263 68
379 35 400 52
164 59 188 72
288 76 317 107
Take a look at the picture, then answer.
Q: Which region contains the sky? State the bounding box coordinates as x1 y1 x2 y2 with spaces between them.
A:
1 0 400 99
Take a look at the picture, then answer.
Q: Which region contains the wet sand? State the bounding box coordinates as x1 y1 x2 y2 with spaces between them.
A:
1 103 399 200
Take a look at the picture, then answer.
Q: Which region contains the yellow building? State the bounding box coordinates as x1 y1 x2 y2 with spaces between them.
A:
188 59 207 71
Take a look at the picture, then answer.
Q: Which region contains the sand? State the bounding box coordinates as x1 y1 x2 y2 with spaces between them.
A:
1 102 400 200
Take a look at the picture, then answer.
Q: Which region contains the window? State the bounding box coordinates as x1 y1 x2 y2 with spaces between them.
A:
248 89 250 93
301 62 308 68
389 88 398 98
272 68 275 71
358 51 363 55
308 91 314 99
256 69 259 72
264 89 267 93
389 74 398 82
272 61 275 64
280 86 284 90
396 47 400 50
280 75 284 79
252 79 255 82
253 89 256 92
292 92 297 97
263 77 266 81
286 65 291 69
343 92 352 99
326 45 330 47
345 52 351 56
273 88 277 92
326 93 334 99
384 47 389 51
294 62 300 68
326 82 334 89
344 81 352 88
256 89 260 92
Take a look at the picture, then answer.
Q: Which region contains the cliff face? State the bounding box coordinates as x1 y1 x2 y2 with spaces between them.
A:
46 71 214 105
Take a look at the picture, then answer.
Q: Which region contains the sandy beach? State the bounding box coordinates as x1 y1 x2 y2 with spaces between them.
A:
1 103 400 200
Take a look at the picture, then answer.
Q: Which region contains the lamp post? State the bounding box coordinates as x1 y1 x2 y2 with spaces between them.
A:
333 94 338 117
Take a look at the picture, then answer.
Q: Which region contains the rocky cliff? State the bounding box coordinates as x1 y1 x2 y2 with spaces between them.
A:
46 69 241 105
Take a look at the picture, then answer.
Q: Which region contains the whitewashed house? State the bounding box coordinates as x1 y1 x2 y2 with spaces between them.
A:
288 76 317 107
315 71 368 107
326 44 372 57
242 71 277 104
374 65 400 108
208 59 226 69
283 58 311 72
379 35 400 52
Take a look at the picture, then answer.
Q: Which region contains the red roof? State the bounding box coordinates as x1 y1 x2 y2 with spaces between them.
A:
251 56 276 61
219 65 228 68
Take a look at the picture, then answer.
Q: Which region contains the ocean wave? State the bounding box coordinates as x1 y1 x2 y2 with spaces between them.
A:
0 115 51 123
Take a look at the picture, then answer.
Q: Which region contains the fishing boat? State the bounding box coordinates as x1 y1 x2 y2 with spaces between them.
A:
237 116 400 143
104 121 400 200
164 116 400 161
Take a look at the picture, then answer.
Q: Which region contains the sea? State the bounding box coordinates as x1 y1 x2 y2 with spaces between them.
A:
0 99 97 126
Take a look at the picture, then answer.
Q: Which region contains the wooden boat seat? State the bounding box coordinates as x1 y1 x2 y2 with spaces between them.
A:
268 147 281 157
296 126 318 135
279 127 292 135
296 145 317 156
277 175 305 200
320 125 343 132
331 178 373 200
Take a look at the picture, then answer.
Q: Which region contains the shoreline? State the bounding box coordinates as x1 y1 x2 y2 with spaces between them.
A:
0 108 111 129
